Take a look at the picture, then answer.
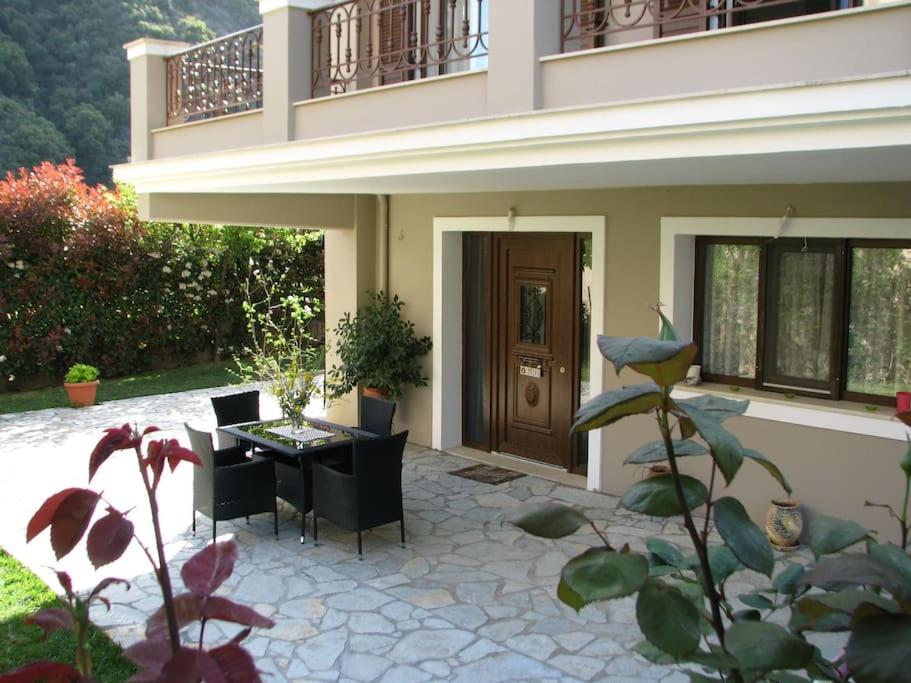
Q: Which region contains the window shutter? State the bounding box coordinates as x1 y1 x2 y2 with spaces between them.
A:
657 0 707 38
379 0 409 85
578 0 605 50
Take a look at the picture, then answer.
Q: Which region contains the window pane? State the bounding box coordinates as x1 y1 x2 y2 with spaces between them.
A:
847 247 911 396
771 250 835 382
701 243 759 378
519 284 547 345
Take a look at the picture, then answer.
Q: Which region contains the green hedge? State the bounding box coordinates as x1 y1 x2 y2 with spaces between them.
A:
0 161 323 390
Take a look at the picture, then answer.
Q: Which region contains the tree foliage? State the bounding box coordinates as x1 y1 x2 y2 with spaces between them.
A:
0 161 322 390
0 0 260 185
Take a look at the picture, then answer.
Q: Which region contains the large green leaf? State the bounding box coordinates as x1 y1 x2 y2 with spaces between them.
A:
673 395 749 422
725 621 814 672
713 497 774 577
636 580 701 658
772 563 805 595
621 475 708 517
625 439 708 465
808 515 870 559
557 547 649 612
867 541 911 584
742 448 793 495
800 554 910 601
512 503 589 539
739 592 774 610
684 545 742 583
646 538 685 567
572 383 663 434
846 614 911 683
674 403 743 485
790 590 900 633
597 335 697 386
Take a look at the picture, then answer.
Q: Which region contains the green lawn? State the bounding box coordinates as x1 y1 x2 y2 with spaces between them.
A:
0 361 240 415
0 549 134 681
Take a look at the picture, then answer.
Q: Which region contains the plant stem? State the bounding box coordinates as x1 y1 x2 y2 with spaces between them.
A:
901 472 910 551
657 403 729 653
589 521 615 551
134 446 181 653
702 462 718 545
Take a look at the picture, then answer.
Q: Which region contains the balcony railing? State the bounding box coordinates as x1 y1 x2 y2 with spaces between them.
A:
560 0 860 52
166 25 264 126
310 0 488 99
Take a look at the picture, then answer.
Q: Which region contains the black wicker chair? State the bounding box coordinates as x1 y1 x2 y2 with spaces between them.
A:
185 424 277 542
359 395 396 436
273 452 315 544
312 431 408 558
211 390 261 449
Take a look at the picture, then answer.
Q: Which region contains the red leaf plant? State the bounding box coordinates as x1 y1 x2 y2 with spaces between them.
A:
1 425 273 682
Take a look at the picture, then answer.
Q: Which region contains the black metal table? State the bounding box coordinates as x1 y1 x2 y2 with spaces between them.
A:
219 417 372 543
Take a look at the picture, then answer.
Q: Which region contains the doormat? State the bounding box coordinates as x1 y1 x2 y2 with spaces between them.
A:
449 464 525 485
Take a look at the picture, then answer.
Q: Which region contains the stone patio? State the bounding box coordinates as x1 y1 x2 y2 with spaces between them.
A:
0 385 786 682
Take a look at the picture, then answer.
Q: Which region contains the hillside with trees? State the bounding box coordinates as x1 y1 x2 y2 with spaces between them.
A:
0 0 260 186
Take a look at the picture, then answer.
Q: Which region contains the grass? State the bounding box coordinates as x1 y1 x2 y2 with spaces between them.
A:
0 549 134 681
0 360 240 415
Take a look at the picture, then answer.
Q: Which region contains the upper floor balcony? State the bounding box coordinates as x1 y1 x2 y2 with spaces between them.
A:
120 0 911 190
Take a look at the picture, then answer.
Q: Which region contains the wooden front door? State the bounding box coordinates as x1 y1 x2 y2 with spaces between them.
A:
496 234 576 468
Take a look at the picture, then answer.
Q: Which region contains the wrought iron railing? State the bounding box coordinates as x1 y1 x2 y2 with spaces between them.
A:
166 25 264 126
561 0 858 52
310 0 488 98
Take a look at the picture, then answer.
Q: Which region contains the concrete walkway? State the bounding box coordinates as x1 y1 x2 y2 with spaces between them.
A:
0 386 707 682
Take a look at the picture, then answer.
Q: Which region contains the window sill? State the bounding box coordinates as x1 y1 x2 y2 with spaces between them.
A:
671 383 909 442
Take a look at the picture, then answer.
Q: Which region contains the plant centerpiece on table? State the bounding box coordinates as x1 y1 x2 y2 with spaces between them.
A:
514 310 911 683
63 363 100 407
235 264 322 428
326 291 431 401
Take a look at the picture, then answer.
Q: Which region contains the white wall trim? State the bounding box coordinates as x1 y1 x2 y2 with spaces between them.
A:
124 38 189 61
259 0 330 14
660 216 911 441
432 215 607 491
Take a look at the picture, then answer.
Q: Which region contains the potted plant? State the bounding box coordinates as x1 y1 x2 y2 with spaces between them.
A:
326 292 432 401
63 363 100 407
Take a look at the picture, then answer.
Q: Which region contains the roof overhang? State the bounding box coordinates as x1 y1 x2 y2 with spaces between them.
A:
113 72 911 195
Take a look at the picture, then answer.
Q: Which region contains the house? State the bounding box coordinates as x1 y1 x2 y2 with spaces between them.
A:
115 0 911 540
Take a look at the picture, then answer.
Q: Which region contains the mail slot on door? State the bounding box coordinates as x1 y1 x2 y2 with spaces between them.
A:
519 358 543 379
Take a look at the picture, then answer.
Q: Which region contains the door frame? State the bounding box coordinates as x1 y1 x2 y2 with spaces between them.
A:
433 215 606 491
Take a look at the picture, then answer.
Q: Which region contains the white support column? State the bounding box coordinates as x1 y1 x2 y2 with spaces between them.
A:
124 38 189 162
260 0 320 143
486 0 560 116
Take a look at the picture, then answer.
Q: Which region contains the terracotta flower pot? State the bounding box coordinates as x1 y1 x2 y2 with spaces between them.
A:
64 380 100 408
765 499 803 551
362 386 390 400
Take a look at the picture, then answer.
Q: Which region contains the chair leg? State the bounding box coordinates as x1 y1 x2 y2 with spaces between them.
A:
356 530 363 560
312 513 319 546
300 511 307 545
273 503 279 540
400 517 406 549
212 520 217 543
246 515 250 525
191 510 196 535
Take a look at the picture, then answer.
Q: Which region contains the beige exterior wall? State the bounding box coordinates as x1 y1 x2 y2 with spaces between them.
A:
381 183 911 541
151 111 265 159
541 4 911 110
293 71 488 141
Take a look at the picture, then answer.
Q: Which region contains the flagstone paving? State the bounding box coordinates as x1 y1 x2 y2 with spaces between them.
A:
0 385 811 682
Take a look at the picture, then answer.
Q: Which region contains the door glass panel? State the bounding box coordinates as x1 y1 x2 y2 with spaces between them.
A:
464 234 489 446
519 284 547 345
701 243 760 378
847 246 911 396
771 250 835 382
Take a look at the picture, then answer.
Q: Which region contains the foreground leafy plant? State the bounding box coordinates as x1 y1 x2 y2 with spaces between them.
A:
1 425 273 682
515 311 911 683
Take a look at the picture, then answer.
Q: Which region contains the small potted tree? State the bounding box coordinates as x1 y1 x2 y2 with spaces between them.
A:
63 363 100 407
326 292 432 401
